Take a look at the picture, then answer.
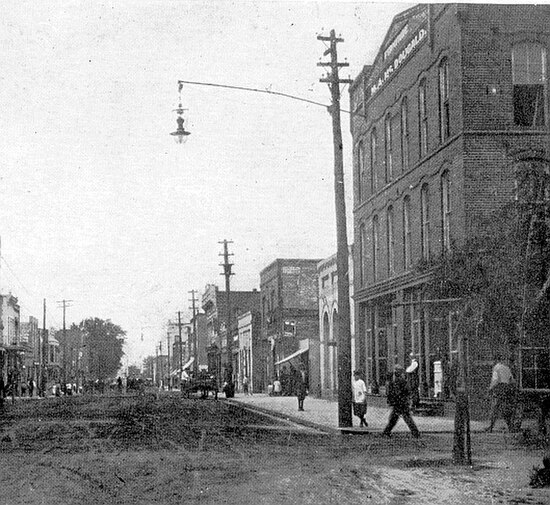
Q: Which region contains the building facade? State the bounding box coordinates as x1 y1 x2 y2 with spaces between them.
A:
260 259 321 396
350 4 550 404
318 250 355 399
202 284 260 385
236 310 266 393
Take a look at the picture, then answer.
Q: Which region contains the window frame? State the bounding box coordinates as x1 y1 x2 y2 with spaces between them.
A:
438 58 450 142
385 113 393 183
401 97 409 172
403 196 412 270
386 206 395 276
420 184 430 261
418 79 428 157
372 215 380 282
370 128 377 193
441 171 451 252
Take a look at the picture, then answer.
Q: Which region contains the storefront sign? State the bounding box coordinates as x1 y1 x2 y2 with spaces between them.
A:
370 27 428 97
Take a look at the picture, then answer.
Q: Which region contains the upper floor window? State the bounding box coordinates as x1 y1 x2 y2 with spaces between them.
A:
418 79 428 157
441 171 451 251
512 43 547 127
420 184 430 260
356 142 365 202
439 58 450 141
401 97 409 172
370 128 377 193
385 113 393 183
359 223 366 286
372 215 380 282
403 196 412 269
386 206 395 276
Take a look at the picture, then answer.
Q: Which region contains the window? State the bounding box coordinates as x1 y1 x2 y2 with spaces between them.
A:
520 347 550 390
418 79 428 157
385 113 393 183
401 97 409 171
359 224 366 286
439 58 450 141
512 43 547 127
441 171 451 251
403 196 412 269
372 215 380 282
387 206 395 275
421 184 430 260
356 142 364 202
370 129 377 193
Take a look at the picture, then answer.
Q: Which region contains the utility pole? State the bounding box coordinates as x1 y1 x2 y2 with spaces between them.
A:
318 29 353 428
220 239 235 398
41 299 47 397
177 311 183 382
57 299 73 392
167 332 171 390
159 340 163 390
189 289 199 375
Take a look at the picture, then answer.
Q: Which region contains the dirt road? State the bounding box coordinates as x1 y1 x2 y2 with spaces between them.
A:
0 394 547 504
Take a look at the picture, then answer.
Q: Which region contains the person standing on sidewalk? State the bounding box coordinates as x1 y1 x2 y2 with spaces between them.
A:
486 355 516 432
382 365 420 438
294 364 308 411
353 371 368 428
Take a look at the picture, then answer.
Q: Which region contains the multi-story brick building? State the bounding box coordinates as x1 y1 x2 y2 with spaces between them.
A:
260 258 321 396
350 4 550 405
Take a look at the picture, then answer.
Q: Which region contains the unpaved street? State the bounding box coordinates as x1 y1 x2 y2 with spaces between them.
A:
0 394 548 505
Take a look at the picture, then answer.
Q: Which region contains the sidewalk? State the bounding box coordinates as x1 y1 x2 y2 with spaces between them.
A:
229 393 487 434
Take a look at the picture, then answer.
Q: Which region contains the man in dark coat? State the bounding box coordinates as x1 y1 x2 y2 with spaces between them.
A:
382 365 420 438
294 364 308 411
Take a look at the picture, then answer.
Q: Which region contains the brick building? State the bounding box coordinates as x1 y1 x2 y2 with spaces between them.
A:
318 250 355 399
350 4 550 407
260 259 321 396
202 284 260 385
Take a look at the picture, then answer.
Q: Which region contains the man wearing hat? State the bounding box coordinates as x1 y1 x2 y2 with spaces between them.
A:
382 365 420 438
352 370 368 428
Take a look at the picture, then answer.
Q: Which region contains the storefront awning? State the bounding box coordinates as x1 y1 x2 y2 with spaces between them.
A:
171 357 195 375
275 348 308 366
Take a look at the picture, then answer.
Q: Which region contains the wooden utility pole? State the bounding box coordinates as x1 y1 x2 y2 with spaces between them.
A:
220 239 235 398
41 299 47 396
177 311 183 381
318 29 353 428
57 299 73 390
167 332 171 390
189 290 199 375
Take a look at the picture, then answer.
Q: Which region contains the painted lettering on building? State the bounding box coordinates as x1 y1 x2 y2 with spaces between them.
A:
370 27 428 97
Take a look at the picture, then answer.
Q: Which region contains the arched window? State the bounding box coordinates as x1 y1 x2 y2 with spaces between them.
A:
370 128 377 193
439 58 450 141
403 196 412 269
359 223 366 285
385 113 393 183
421 184 430 260
387 206 395 275
372 215 380 282
356 142 364 202
401 97 409 172
418 79 428 157
512 43 547 127
441 171 451 251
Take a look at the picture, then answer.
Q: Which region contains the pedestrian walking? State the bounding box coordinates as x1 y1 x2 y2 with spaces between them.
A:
352 370 368 428
486 355 517 432
242 376 249 395
294 364 308 411
272 376 281 396
28 378 34 398
382 365 420 438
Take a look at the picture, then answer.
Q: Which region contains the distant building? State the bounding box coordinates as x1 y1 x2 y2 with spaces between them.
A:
21 316 40 382
318 250 355 399
202 284 260 385
260 259 321 396
237 310 265 393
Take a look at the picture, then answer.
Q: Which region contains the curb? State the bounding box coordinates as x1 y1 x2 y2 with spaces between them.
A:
224 398 341 435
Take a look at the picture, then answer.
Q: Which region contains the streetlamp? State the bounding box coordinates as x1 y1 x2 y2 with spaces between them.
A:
170 83 191 144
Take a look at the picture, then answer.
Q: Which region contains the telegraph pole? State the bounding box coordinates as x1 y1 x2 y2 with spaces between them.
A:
166 332 171 390
177 311 183 382
189 290 199 375
318 29 353 428
57 299 73 392
220 239 235 398
41 299 47 397
159 341 163 390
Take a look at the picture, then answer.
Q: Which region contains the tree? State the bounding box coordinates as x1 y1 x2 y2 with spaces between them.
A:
80 318 125 382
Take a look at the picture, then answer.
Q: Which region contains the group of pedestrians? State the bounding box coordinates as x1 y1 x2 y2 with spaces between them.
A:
353 366 420 438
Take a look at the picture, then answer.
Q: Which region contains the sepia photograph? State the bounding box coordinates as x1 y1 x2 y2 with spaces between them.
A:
0 1 549 503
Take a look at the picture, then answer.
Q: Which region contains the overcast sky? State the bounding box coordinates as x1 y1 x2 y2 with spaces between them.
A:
0 1 412 367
